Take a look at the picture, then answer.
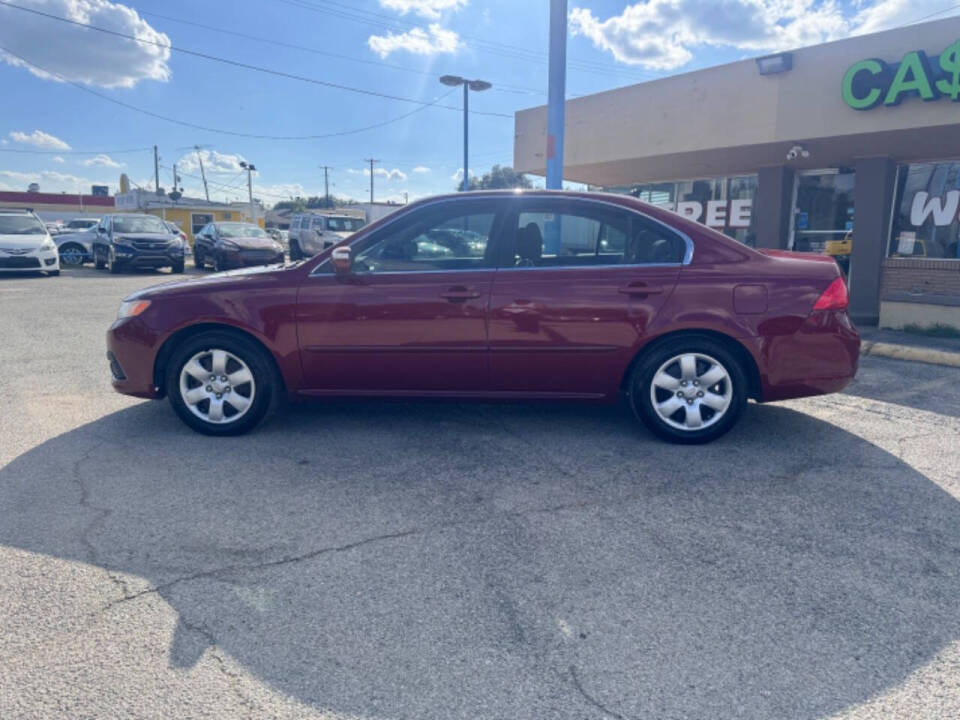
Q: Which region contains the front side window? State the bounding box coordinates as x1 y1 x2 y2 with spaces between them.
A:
889 162 960 260
508 201 684 268
353 205 496 273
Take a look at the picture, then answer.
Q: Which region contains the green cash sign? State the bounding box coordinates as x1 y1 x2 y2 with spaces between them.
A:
842 40 960 110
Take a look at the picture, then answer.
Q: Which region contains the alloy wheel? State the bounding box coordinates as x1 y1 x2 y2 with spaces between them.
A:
178 348 256 425
59 244 85 266
649 352 733 431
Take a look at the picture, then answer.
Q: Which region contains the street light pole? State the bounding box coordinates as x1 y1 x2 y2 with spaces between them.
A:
239 161 257 224
440 75 492 192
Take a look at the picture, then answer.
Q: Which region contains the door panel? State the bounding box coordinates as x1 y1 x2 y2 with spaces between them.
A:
296 270 493 392
489 267 679 396
488 198 685 397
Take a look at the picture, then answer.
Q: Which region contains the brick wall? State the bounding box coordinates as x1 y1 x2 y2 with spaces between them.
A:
881 259 960 301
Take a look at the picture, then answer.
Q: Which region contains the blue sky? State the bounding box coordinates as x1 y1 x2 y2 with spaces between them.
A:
0 0 953 205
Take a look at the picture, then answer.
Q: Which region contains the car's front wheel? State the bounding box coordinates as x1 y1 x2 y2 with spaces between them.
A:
58 243 86 266
629 336 747 444
166 331 275 435
289 239 302 261
194 248 204 270
106 247 121 274
94 247 106 270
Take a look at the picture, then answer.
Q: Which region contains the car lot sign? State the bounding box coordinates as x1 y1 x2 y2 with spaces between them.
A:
842 40 960 110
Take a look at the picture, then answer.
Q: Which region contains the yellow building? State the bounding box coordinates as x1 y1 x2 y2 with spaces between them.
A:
115 189 263 245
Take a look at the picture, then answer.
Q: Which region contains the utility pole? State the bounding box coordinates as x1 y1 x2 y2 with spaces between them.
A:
153 145 160 194
239 161 257 223
319 165 332 207
195 145 210 202
546 0 568 190
364 158 380 203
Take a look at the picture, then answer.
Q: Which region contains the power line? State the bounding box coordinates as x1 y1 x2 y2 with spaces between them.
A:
0 44 463 141
0 1 511 118
138 8 543 97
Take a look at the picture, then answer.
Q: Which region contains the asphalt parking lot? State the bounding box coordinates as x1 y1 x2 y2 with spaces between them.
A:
1 266 959 719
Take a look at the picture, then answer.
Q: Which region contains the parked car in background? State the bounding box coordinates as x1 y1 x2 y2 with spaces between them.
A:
107 191 859 442
288 213 364 260
0 208 59 276
61 217 99 232
92 214 186 274
44 221 63 236
164 221 189 245
54 225 97 266
193 221 284 271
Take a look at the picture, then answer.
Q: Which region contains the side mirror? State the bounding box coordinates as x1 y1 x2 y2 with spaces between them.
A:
331 246 352 274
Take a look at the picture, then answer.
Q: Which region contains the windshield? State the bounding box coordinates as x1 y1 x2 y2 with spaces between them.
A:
0 216 46 235
326 217 364 232
219 223 269 239
113 216 168 234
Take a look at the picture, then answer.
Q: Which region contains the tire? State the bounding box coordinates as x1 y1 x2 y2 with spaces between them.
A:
194 248 204 270
289 239 302 261
165 331 276 436
58 243 86 267
628 336 747 444
213 252 224 273
106 247 121 274
171 258 185 274
94 247 106 270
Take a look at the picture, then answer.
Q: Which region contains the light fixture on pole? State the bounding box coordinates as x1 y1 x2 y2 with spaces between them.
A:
239 161 257 223
439 75 492 192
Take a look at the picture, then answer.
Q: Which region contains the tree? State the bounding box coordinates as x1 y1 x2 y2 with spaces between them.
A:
462 165 532 191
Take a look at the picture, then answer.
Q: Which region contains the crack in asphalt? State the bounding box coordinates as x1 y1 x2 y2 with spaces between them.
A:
569 664 637 720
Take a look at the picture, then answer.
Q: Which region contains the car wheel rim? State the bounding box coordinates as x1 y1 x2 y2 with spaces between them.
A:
179 349 256 425
649 352 733 432
60 247 83 266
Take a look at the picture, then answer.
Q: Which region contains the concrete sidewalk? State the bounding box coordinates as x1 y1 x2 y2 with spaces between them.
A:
859 327 960 369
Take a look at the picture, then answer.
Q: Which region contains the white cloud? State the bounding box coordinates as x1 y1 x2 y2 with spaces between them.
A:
365 167 408 181
0 169 115 194
569 0 857 70
53 156 65 163
176 150 248 175
9 130 70 150
450 168 476 182
412 165 431 174
81 153 123 168
0 0 171 88
368 23 459 58
852 0 960 36
379 0 466 20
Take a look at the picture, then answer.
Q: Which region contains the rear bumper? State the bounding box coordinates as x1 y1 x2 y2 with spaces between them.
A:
754 310 860 402
107 317 164 399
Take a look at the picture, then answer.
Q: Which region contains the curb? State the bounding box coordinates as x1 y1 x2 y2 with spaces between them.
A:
860 340 960 369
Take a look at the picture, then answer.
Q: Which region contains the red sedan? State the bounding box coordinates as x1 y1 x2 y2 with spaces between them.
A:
106 191 858 443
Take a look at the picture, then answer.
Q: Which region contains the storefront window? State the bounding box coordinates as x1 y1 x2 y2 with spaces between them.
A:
608 175 757 246
889 162 960 260
792 171 855 253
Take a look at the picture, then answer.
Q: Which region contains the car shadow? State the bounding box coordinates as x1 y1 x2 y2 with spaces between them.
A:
1 400 958 719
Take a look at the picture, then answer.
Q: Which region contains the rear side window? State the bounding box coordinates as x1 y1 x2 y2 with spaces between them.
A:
507 200 685 268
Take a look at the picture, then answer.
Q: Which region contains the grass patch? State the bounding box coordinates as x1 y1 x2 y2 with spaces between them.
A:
900 323 960 339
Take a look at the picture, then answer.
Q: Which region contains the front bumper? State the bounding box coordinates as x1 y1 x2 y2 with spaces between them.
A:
112 243 184 269
218 248 285 269
107 316 164 399
0 248 59 273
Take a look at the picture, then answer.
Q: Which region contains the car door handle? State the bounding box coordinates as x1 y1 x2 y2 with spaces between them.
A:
618 283 663 295
440 286 481 302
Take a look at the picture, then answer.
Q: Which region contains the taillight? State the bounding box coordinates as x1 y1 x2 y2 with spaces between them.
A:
812 276 849 311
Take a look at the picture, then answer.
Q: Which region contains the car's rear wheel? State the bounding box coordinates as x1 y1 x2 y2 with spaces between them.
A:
58 243 86 266
629 336 747 444
166 331 275 436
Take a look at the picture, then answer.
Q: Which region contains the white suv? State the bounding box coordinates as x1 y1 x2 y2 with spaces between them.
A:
288 213 365 260
0 208 59 276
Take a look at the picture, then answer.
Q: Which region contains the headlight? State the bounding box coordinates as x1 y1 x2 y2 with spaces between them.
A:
116 299 151 320
41 236 56 251
221 240 241 251
272 241 283 252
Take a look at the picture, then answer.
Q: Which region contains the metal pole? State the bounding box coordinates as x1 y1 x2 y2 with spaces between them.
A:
364 158 380 203
247 167 254 221
154 145 159 194
463 83 469 192
196 146 210 202
546 0 567 190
